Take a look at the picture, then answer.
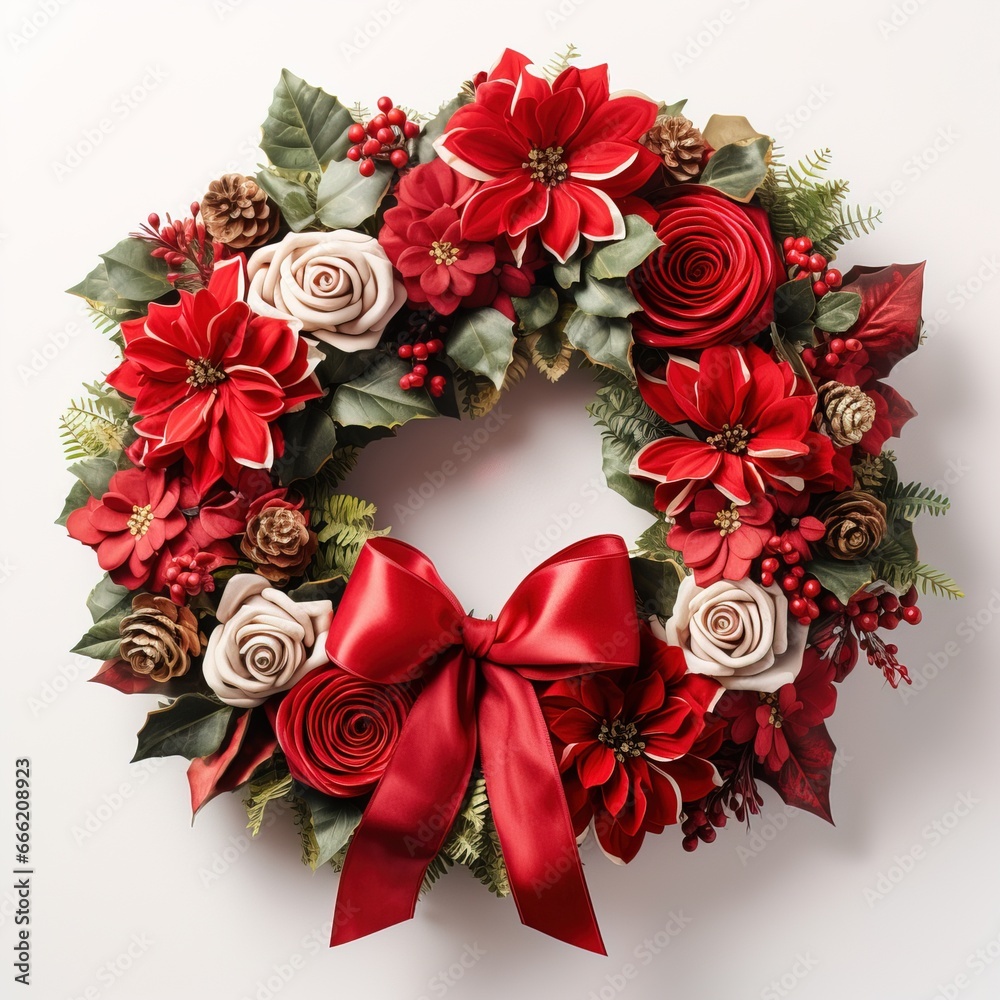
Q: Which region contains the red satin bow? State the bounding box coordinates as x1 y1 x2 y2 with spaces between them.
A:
324 534 640 953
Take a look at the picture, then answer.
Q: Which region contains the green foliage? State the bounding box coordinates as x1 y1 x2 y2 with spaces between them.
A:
59 383 132 462
330 356 438 430
882 481 951 521
311 494 389 575
72 613 126 660
132 694 234 762
415 92 472 164
699 137 771 201
542 43 581 82
244 759 294 837
758 148 881 257
447 307 517 390
564 311 633 376
293 784 362 870
583 215 662 281
912 564 964 600
316 159 393 229
810 557 874 605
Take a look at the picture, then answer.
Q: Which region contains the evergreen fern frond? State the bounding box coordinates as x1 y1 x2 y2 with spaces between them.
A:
913 564 964 600
311 494 389 575
59 385 131 462
543 44 581 82
884 482 951 521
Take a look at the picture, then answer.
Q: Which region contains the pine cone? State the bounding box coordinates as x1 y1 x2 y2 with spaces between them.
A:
201 174 281 250
119 596 202 683
641 115 707 183
818 382 877 448
817 490 887 561
241 501 317 585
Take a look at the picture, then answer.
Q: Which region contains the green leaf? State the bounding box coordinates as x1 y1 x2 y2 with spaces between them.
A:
273 405 338 484
316 343 380 387
774 279 817 329
564 310 633 376
68 457 117 498
255 170 317 231
133 694 234 762
912 564 964 600
814 291 862 333
245 764 293 837
584 215 662 280
416 92 472 164
87 575 131 623
294 784 362 869
512 287 560 333
447 307 517 390
316 158 393 229
311 494 389 575
699 137 771 202
329 357 438 429
99 239 172 302
573 277 639 319
56 479 91 528
287 575 347 604
600 434 656 513
769 324 815 384
809 558 873 605
261 69 353 174
67 261 149 321
630 555 684 620
553 253 583 289
884 481 951 521
71 613 126 660
661 99 687 116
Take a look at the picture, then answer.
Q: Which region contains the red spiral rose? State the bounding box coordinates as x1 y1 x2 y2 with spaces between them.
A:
275 669 414 797
630 185 781 349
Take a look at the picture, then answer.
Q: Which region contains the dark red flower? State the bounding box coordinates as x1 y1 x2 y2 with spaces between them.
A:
630 185 782 349
436 49 660 262
460 237 545 322
773 492 826 563
107 257 323 498
541 626 722 863
668 488 775 586
66 467 187 589
631 345 836 515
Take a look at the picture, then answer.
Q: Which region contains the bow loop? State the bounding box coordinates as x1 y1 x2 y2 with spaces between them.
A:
461 615 498 659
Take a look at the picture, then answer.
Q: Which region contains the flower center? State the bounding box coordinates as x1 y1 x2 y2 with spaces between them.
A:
714 505 742 536
523 145 568 187
186 357 227 388
127 504 154 537
706 423 750 453
598 718 646 762
759 691 783 728
428 240 461 266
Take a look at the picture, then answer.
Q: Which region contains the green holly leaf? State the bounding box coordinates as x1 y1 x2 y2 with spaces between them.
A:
315 344 380 387
99 239 173 302
584 215 662 280
294 784 362 869
133 694 235 762
68 457 117 498
573 276 639 319
661 99 687 116
809 558 874 605
814 291 862 333
553 253 583 289
255 170 317 231
56 479 91 528
316 158 393 229
261 69 354 174
564 310 633 376
329 357 438 430
699 136 771 202
416 92 472 164
67 261 149 321
273 405 338 484
599 435 656 513
774 279 817 329
447 307 517 390
86 575 131 623
512 287 560 334
71 613 126 660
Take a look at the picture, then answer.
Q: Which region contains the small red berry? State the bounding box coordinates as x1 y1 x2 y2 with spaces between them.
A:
412 343 429 360
410 375 425 388
790 597 807 617
390 148 409 169
426 338 444 354
783 236 796 251
376 127 395 145
387 107 406 127
377 96 393 113
762 557 780 574
794 236 813 252
348 123 366 143
791 564 805 577
782 575 798 592
767 535 782 551
358 158 376 177
682 834 699 853
808 253 827 272
760 572 774 587
822 595 843 613
802 578 821 598
785 550 801 565
403 121 420 139
829 338 846 354
397 344 413 359
860 595 879 614
147 212 161 229
362 138 382 156
346 145 362 161
880 593 900 613
857 612 879 632
900 586 919 608
844 338 863 352
412 363 428 377
824 351 839 366
880 611 900 630
825 268 842 288
794 270 812 282
813 280 830 297
371 113 388 131
398 374 412 390
902 606 922 625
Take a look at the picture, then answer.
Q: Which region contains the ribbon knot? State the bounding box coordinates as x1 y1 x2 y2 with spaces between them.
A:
324 534 639 954
461 615 498 659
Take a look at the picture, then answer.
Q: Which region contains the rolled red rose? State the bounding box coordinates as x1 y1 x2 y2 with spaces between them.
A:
629 185 781 350
275 668 414 798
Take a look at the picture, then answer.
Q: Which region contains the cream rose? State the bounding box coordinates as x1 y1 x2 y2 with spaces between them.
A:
202 574 333 708
658 575 808 692
246 230 406 352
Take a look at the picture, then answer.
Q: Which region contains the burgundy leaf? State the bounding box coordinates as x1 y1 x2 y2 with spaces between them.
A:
758 721 836 824
90 658 194 697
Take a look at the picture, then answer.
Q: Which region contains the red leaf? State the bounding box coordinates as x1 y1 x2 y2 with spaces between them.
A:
186 708 277 817
758 722 836 824
90 659 193 697
843 262 925 377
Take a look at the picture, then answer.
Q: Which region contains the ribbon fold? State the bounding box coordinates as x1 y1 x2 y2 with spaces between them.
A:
325 534 640 953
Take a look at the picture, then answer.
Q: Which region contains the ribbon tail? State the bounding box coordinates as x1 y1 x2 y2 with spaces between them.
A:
478 664 606 955
330 653 476 946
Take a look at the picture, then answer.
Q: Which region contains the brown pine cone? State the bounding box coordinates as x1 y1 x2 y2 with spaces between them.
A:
241 500 317 585
119 596 203 683
641 115 707 183
201 174 281 250
818 382 877 448
817 490 888 561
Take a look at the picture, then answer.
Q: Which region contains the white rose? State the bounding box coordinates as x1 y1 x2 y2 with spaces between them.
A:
202 574 333 708
246 230 406 352
658 575 808 692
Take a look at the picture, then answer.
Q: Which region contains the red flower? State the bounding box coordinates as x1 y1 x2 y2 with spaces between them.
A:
630 186 782 349
715 647 837 771
668 488 775 586
436 49 660 262
631 345 836 515
66 467 186 589
541 627 722 864
275 668 414 798
773 493 826 563
460 237 545 322
107 257 323 498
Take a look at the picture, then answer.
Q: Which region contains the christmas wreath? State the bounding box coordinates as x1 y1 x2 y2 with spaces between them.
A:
60 48 961 953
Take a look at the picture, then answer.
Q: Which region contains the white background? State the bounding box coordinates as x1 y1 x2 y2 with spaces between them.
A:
2 0 998 997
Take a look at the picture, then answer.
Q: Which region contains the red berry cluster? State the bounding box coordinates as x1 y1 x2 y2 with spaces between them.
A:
801 335 864 371
842 585 922 633
133 206 220 290
164 551 216 604
781 235 842 298
346 96 420 177
759 537 821 625
681 803 725 852
397 339 446 396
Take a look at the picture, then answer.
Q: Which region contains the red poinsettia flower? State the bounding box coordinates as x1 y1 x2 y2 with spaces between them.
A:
435 48 660 262
714 647 837 772
631 345 836 515
107 257 323 498
67 466 187 589
668 488 775 586
541 626 722 864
